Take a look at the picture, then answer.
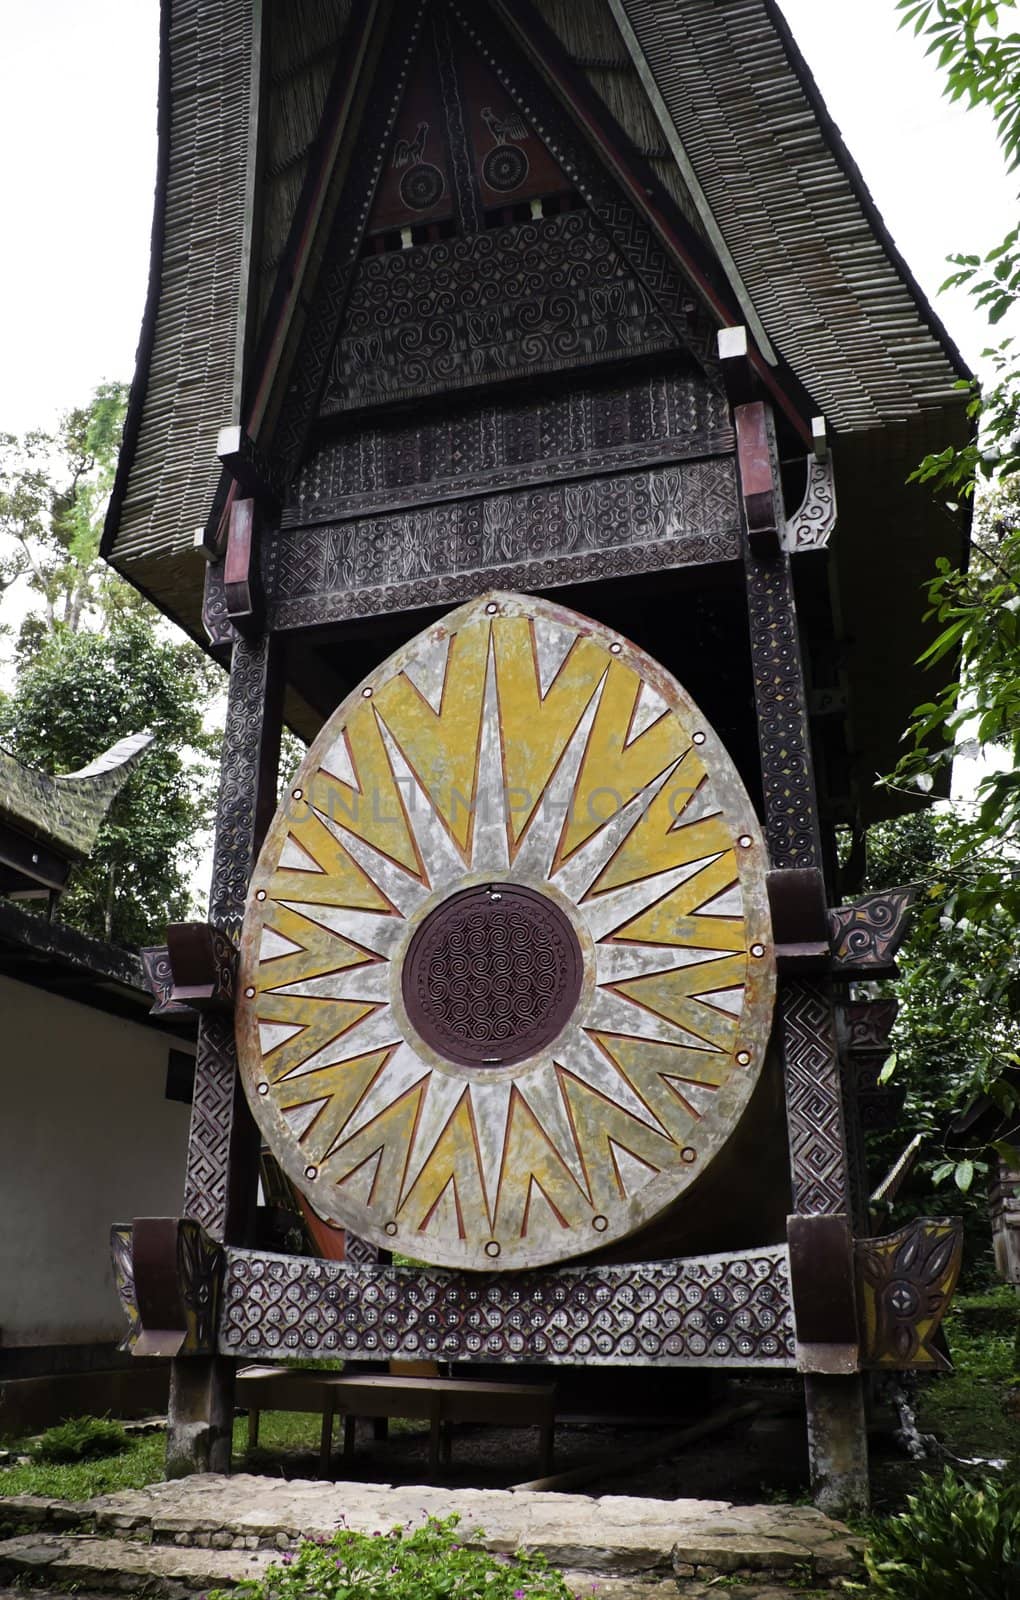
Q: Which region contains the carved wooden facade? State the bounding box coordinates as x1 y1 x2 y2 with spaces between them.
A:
105 0 972 1515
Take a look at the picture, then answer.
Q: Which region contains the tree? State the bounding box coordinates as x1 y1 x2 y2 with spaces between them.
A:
0 385 222 946
884 2 1020 1171
0 382 147 658
0 616 219 945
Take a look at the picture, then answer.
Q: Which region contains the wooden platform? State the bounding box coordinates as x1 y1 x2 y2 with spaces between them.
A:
236 1367 555 1475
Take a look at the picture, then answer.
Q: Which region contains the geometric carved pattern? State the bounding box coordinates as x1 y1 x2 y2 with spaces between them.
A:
237 593 775 1270
184 634 277 1239
183 1014 238 1237
783 452 837 553
219 1246 796 1367
267 459 740 631
781 978 849 1217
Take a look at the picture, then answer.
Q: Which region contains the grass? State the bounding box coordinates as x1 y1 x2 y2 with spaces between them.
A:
0 1408 430 1501
917 1289 1018 1473
0 1430 166 1500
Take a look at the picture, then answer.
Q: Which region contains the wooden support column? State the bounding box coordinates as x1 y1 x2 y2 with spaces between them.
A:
726 331 868 1517
167 632 282 1478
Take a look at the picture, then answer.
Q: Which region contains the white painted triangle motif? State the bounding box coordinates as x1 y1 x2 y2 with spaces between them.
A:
335 1146 383 1206
608 1138 660 1198
626 680 669 746
697 885 743 917
320 732 358 789
280 836 325 872
283 1097 328 1138
523 1177 568 1236
695 987 745 1017
259 927 303 961
403 631 451 714
670 779 722 831
259 1020 304 1056
534 619 577 698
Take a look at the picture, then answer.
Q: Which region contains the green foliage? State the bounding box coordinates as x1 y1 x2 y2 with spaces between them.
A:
866 1467 1020 1597
208 1516 573 1600
0 1429 165 1500
32 1415 129 1464
0 613 219 944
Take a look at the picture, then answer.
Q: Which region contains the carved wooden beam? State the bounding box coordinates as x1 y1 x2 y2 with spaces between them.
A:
165 922 238 1013
223 498 263 635
855 1218 962 1371
787 1213 859 1375
110 1219 223 1358
838 998 904 1133
216 426 285 511
783 431 837 554
767 867 830 974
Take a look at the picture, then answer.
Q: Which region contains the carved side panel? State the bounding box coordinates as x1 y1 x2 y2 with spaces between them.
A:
745 553 821 872
184 1015 238 1236
267 459 740 629
219 1247 796 1366
184 635 280 1239
856 1219 963 1370
110 1225 141 1353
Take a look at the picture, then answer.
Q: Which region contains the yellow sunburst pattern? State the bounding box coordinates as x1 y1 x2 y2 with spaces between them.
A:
237 593 775 1270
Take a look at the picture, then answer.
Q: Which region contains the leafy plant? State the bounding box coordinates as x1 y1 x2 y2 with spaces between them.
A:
866 1467 1020 1597
32 1416 129 1464
208 1515 573 1600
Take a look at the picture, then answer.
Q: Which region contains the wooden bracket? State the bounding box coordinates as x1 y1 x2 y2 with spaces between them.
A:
115 1218 223 1358
787 1213 859 1374
139 945 193 1017
856 1218 962 1371
735 401 780 555
165 922 238 1013
829 885 919 977
767 867 830 973
217 425 285 509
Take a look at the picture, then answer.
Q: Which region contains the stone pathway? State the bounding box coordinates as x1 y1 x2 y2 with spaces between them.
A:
0 1474 863 1597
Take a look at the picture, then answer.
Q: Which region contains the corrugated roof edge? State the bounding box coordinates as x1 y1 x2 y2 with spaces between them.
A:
101 0 173 565
766 0 973 389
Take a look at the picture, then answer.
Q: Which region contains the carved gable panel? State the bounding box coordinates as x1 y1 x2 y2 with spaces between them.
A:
320 210 678 415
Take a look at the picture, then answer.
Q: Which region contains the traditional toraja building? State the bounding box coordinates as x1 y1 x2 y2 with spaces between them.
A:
103 0 972 1513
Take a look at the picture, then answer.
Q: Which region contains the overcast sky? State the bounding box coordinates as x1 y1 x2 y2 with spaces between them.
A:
0 0 1015 442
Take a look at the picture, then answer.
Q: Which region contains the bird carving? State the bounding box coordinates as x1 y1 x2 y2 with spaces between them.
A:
481 105 530 145
392 121 428 168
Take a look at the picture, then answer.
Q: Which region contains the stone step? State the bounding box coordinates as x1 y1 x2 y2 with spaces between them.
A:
0 1538 832 1600
0 1477 863 1593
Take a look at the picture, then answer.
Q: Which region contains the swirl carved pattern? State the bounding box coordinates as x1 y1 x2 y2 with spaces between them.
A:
219 1246 796 1367
321 211 676 413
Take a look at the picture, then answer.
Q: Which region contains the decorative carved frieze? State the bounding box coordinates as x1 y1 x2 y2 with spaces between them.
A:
781 979 850 1217
294 368 730 526
267 458 740 629
219 1247 796 1367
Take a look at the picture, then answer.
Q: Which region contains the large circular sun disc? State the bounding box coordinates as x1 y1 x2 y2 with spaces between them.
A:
237 592 776 1270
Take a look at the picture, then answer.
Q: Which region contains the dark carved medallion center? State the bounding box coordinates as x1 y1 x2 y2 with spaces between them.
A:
403 883 582 1067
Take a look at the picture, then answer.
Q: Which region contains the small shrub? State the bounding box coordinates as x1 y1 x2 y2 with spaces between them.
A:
208 1514 572 1600
866 1467 1020 1598
33 1416 129 1464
